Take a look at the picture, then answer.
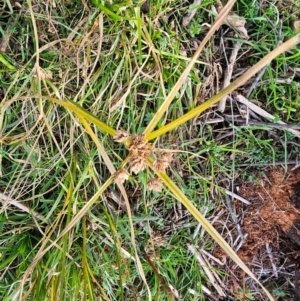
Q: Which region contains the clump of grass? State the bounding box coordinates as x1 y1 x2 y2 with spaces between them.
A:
1 0 300 300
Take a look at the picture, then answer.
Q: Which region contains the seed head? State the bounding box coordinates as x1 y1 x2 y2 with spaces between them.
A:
114 168 129 184
113 129 129 143
153 152 173 173
147 178 164 192
130 156 147 174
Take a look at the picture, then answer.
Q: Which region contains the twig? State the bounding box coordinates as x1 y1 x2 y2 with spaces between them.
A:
225 195 245 242
106 189 127 211
234 233 248 252
142 248 177 300
187 244 226 297
295 263 300 301
0 17 14 53
248 77 296 87
235 160 299 167
0 193 46 222
201 251 226 289
219 41 243 112
188 287 219 301
200 248 224 266
235 94 300 138
265 243 278 277
224 117 300 130
225 189 250 205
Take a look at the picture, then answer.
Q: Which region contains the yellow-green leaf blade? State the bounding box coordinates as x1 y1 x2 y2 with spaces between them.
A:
142 0 236 136
157 172 275 301
4 95 117 136
50 97 116 136
146 33 300 141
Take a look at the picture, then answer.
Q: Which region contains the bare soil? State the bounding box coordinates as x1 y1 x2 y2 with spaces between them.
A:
238 166 300 262
214 166 300 300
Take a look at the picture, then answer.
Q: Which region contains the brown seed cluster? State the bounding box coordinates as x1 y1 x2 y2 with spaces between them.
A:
113 131 173 191
113 168 129 184
147 178 164 192
113 129 128 143
153 152 173 173
128 134 153 174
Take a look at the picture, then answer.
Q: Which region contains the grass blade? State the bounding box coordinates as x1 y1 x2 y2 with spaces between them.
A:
156 171 275 301
2 96 116 136
80 118 152 300
12 177 113 301
146 33 300 141
91 0 135 21
143 0 237 135
0 54 17 71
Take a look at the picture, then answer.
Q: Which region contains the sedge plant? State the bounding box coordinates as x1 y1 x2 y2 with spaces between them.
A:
2 0 300 300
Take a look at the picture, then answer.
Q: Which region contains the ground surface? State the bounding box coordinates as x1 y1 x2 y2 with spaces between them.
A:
1 0 300 300
214 166 300 300
239 166 300 258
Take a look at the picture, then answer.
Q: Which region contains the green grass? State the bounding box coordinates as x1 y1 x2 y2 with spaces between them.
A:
1 0 300 300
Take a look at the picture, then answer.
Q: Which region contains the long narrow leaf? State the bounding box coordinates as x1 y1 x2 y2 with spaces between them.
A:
143 0 237 135
2 96 116 136
80 118 152 300
48 97 116 136
157 172 274 301
0 54 17 71
91 0 134 21
11 177 113 301
146 33 300 141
